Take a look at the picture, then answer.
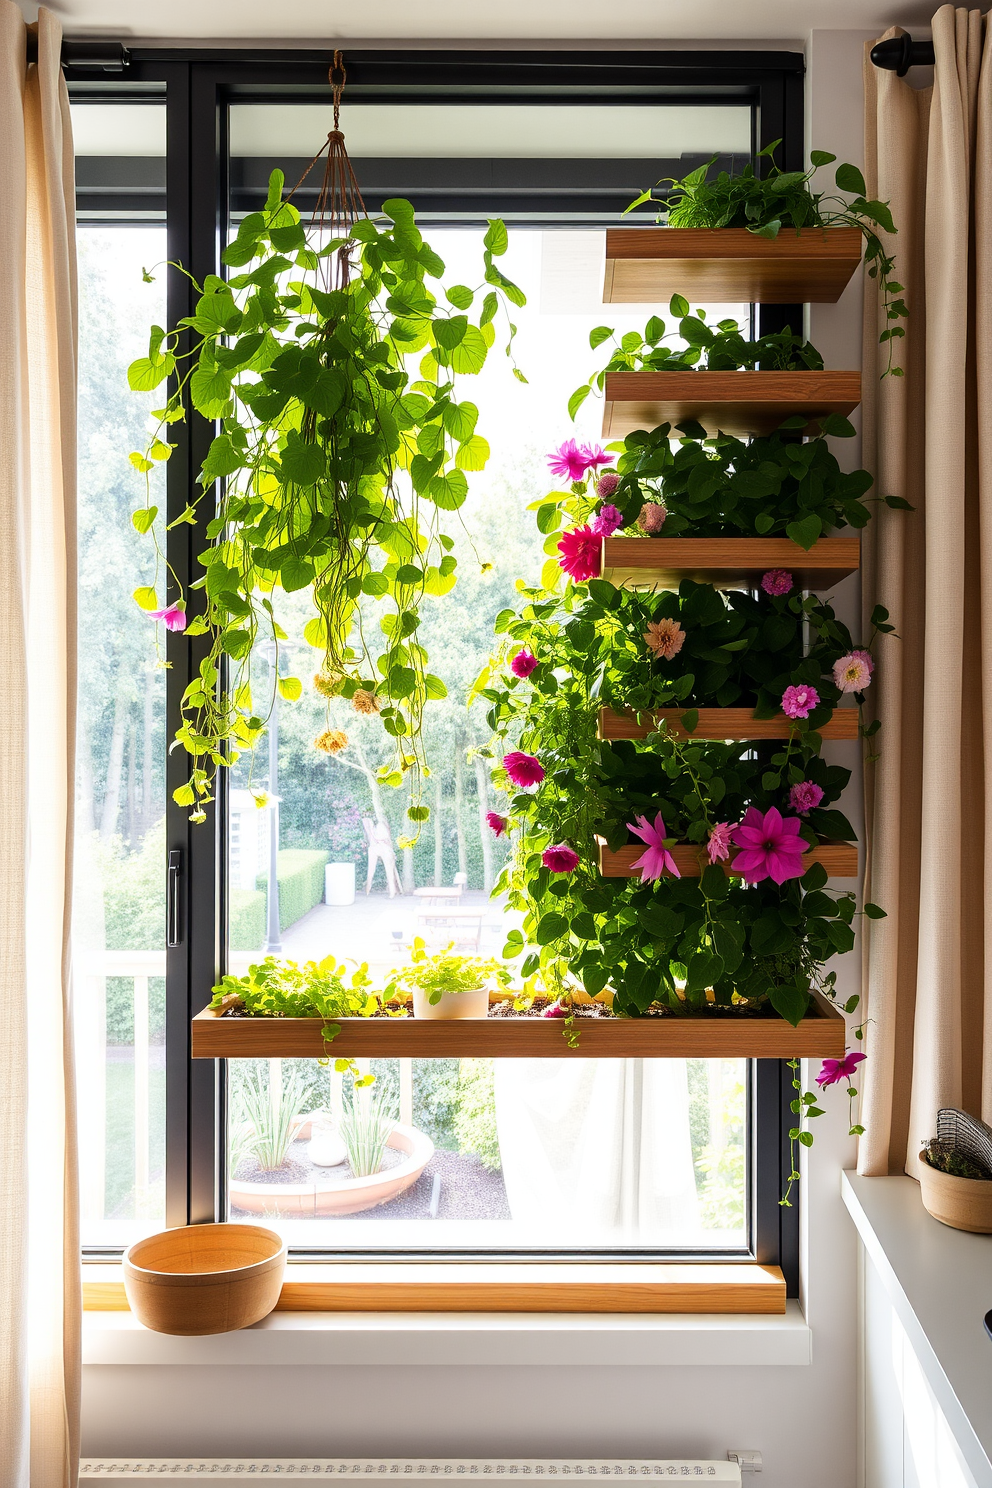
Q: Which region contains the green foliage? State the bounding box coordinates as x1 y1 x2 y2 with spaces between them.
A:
211 954 376 1059
340 1083 397 1177
625 143 906 373
385 937 513 1005
453 1058 501 1170
923 1139 990 1180
231 1062 305 1173
230 888 266 951
256 847 329 931
128 179 524 820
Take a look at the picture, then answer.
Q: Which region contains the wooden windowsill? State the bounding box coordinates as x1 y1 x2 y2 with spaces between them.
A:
83 1261 786 1315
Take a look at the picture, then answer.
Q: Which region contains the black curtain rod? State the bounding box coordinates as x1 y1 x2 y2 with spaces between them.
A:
25 35 130 70
870 33 935 74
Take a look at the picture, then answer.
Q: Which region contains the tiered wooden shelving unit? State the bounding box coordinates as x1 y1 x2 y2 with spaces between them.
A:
194 226 863 1062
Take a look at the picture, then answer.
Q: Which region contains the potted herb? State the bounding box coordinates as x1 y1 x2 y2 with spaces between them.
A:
384 939 512 1020
919 1138 992 1234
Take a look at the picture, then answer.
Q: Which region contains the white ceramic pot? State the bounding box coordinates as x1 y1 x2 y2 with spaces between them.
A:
308 1120 348 1168
411 985 489 1020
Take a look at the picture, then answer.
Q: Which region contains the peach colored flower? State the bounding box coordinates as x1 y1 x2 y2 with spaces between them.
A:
644 617 686 661
637 502 667 534
314 729 348 754
352 689 379 715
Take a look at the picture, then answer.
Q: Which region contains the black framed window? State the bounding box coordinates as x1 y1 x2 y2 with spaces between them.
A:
71 47 803 1291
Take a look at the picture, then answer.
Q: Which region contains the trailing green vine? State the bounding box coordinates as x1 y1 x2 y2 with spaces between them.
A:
128 172 524 823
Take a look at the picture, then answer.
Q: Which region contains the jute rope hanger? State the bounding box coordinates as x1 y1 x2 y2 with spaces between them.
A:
280 49 369 278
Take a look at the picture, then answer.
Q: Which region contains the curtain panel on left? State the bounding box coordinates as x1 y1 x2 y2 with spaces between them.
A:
0 4 80 1484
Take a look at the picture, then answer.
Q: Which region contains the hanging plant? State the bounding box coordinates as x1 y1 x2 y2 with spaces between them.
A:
626 142 906 372
128 56 525 823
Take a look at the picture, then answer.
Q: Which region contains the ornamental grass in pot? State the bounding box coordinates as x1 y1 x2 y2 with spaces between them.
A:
385 939 512 1020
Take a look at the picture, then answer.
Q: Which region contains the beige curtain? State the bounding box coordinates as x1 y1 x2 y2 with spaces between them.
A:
860 7 992 1176
0 3 80 1483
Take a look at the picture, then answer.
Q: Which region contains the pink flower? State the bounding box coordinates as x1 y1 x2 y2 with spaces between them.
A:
815 1051 867 1088
730 805 806 885
543 844 579 874
592 504 624 537
789 781 824 816
628 811 682 883
761 569 793 597
148 603 187 632
852 648 874 676
782 683 820 720
644 618 686 661
503 751 545 789
637 502 667 534
541 1000 569 1018
557 525 601 582
706 822 735 864
547 441 612 483
833 651 873 693
486 812 509 838
510 649 538 679
596 471 620 499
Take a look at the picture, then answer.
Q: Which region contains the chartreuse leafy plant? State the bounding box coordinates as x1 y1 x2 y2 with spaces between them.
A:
128 171 524 822
210 952 376 1077
626 141 906 371
568 295 824 421
383 939 513 1005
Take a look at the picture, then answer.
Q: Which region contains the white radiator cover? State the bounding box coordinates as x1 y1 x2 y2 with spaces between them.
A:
78 1460 741 1484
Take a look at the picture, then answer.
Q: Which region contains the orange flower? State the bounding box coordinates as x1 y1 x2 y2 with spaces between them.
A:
643 618 686 661
352 689 380 715
314 729 348 754
313 671 343 698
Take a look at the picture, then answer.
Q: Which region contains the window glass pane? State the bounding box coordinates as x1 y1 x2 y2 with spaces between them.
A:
74 219 168 1246
223 106 751 1253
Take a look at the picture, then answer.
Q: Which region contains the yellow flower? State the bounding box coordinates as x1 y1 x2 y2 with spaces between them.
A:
352 689 380 715
314 729 348 754
644 618 686 661
313 670 344 698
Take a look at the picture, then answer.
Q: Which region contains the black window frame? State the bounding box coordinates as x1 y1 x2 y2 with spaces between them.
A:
71 47 804 1292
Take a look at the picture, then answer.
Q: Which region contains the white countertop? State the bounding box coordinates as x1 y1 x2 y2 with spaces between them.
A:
843 1170 992 1488
82 1302 811 1368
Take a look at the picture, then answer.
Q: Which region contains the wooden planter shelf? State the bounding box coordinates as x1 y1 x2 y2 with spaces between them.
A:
601 535 859 589
192 992 846 1060
598 841 858 879
603 370 861 440
598 705 859 742
603 226 864 305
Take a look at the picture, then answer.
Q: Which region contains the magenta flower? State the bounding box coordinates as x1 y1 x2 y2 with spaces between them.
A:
782 683 820 720
761 569 793 597
148 603 187 632
789 781 824 816
706 822 735 864
543 844 579 874
592 504 624 537
731 805 806 885
833 651 873 693
596 471 620 499
510 649 538 679
486 812 509 838
503 751 545 789
815 1051 867 1088
547 441 612 483
628 812 682 883
541 1000 568 1018
557 525 601 582
637 502 667 534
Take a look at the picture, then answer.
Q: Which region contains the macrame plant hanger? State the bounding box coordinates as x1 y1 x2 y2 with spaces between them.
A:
312 51 367 290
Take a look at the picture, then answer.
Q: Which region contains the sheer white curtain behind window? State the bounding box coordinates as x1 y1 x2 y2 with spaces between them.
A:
0 4 80 1484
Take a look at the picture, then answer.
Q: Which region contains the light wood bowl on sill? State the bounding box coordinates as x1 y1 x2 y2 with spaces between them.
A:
918 1152 992 1233
123 1222 286 1334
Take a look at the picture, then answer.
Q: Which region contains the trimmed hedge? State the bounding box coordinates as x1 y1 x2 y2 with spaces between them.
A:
257 848 329 933
230 888 266 952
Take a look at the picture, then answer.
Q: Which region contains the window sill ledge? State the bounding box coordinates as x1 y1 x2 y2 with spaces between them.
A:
83 1299 810 1367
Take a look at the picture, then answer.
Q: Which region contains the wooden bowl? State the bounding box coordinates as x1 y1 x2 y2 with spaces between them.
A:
123 1223 286 1335
918 1152 992 1233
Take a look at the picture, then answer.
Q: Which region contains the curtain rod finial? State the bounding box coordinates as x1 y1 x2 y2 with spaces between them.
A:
870 33 935 75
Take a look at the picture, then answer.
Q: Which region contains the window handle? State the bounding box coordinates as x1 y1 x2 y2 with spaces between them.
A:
167 849 182 948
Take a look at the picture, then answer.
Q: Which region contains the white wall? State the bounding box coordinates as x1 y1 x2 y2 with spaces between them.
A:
81 32 876 1484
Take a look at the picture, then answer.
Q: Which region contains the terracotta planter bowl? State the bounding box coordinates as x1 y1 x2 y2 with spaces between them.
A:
412 985 489 1019
918 1152 992 1233
230 1122 435 1217
123 1222 286 1335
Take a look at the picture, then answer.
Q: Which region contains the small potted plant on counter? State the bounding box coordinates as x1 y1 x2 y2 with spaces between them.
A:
385 939 513 1020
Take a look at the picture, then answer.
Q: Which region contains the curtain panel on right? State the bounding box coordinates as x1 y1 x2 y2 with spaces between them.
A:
860 7 992 1177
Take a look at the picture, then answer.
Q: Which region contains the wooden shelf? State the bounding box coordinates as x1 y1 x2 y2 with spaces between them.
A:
603 369 861 440
598 841 858 879
192 992 846 1060
599 706 859 742
603 226 864 305
601 535 859 589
